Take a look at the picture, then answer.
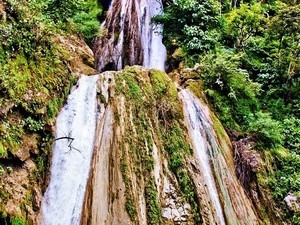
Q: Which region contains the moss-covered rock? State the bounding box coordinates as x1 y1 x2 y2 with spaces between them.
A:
0 2 97 220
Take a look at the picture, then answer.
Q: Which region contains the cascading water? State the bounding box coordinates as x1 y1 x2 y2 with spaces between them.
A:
179 89 259 225
179 89 226 225
94 0 166 71
139 0 166 70
41 75 99 225
40 0 261 224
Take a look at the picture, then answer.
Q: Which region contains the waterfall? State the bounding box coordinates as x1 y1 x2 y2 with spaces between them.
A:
40 0 260 224
179 89 226 225
41 75 99 225
94 0 166 71
139 0 166 70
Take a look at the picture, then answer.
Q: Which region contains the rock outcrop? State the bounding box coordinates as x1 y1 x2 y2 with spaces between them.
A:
94 0 166 72
80 66 261 225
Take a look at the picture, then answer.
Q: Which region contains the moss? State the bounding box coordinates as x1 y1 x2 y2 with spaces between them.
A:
34 134 53 180
150 69 177 100
0 142 6 158
0 118 24 157
47 97 62 119
0 189 9 202
0 166 4 175
99 94 106 104
0 46 76 160
10 216 26 225
145 179 161 225
0 0 97 221
115 67 161 222
187 80 204 99
161 123 201 223
150 71 202 223
125 196 137 219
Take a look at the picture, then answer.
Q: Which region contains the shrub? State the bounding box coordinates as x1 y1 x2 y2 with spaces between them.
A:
282 117 300 154
71 0 102 43
199 49 260 129
248 112 283 148
271 148 300 201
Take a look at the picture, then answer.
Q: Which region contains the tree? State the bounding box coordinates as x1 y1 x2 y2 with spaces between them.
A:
222 3 265 50
154 0 220 54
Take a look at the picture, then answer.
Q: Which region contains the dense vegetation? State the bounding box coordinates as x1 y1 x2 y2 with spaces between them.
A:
156 0 300 223
0 0 101 161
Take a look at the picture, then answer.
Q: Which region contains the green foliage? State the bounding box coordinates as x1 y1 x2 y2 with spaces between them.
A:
24 117 44 132
71 0 102 42
198 49 260 129
145 179 161 225
247 112 283 148
125 196 137 219
154 0 220 54
282 117 300 154
271 149 300 201
222 3 266 50
10 216 26 225
0 0 55 59
160 0 300 222
42 0 102 41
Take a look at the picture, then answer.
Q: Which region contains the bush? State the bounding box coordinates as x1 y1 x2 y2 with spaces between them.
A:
154 0 220 54
43 0 102 42
10 216 26 225
199 49 260 129
271 148 300 201
248 112 283 148
71 0 102 42
282 117 300 154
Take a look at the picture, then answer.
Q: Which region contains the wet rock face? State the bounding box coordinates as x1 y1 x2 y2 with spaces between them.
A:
81 67 196 225
15 134 39 162
233 138 262 190
94 0 166 72
232 136 280 224
94 0 143 72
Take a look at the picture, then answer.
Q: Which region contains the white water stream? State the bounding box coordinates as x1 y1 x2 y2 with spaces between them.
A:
179 89 226 225
139 0 167 70
41 75 99 225
117 0 166 70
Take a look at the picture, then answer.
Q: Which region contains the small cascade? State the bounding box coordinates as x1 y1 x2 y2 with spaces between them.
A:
94 0 166 71
180 89 259 225
179 89 226 225
41 75 99 225
139 0 166 70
